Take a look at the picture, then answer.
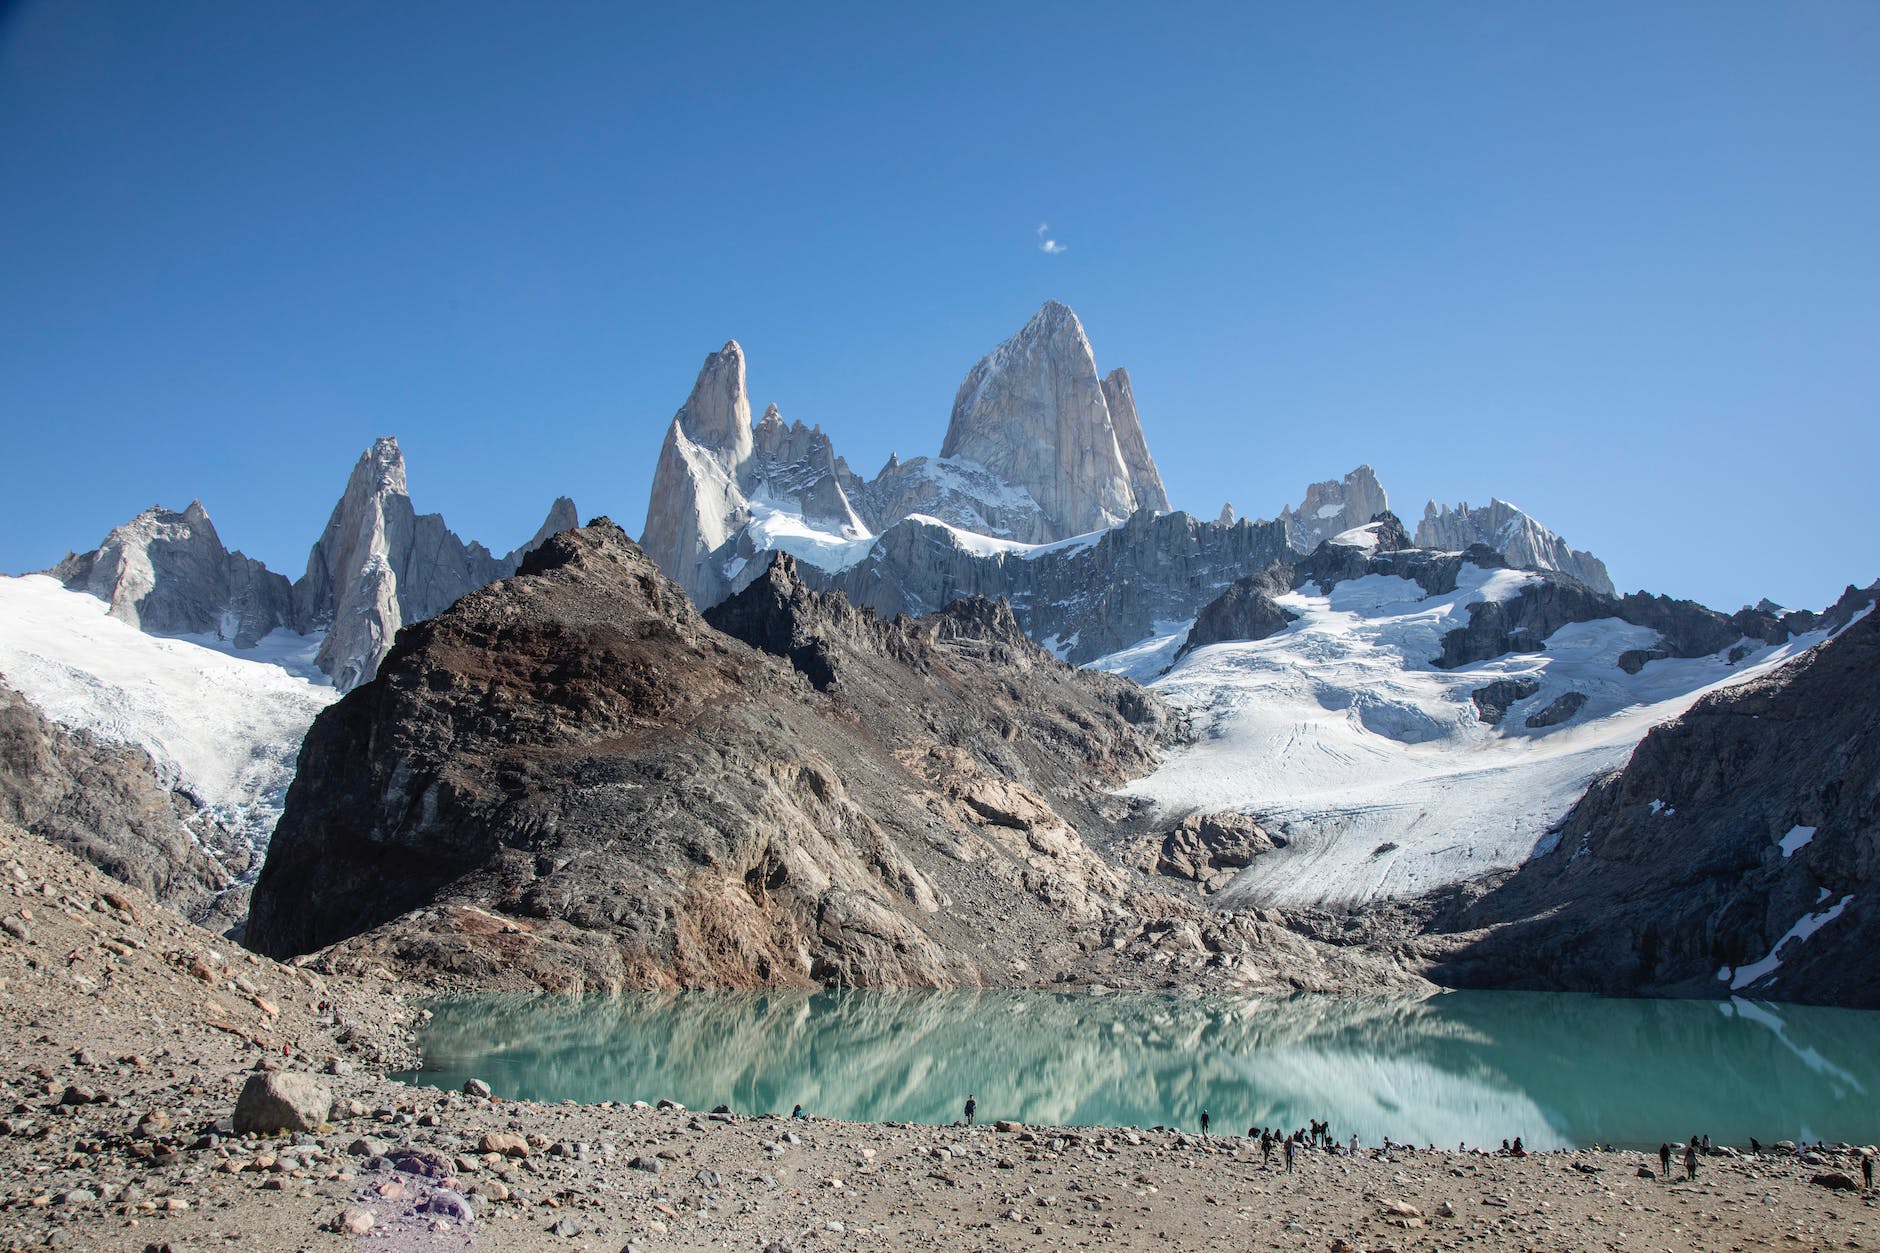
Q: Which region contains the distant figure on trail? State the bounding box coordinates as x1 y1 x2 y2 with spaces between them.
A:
1701 1133 1710 1151
1749 1137 1761 1157
1350 1133 1359 1156
1658 1142 1672 1177
1261 1129 1274 1165
1284 1135 1298 1174
1511 1137 1525 1157
964 1094 976 1126
791 1104 804 1119
1684 1143 1698 1181
1200 1109 1210 1136
1863 1153 1874 1192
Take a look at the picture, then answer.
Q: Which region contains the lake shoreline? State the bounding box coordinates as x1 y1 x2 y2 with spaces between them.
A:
4 821 1877 1252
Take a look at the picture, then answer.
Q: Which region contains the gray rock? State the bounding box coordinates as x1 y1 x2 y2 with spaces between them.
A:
50 501 293 647
1154 813 1283 884
462 1078 491 1099
231 1072 332 1135
425 1188 475 1221
1277 466 1391 554
938 301 1153 541
293 437 575 691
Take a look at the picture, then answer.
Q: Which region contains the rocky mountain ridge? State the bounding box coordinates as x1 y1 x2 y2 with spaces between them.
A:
0 678 240 929
635 303 1624 680
246 520 1421 996
46 437 576 692
1427 598 1880 1007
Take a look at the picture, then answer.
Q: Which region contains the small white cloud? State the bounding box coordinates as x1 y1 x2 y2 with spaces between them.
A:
1036 222 1067 255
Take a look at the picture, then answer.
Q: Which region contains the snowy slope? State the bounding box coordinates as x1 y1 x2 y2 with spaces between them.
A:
1116 564 1834 908
0 575 337 854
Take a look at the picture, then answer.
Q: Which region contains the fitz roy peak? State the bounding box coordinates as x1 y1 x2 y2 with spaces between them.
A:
937 299 1166 539
634 301 1618 675
639 301 1172 608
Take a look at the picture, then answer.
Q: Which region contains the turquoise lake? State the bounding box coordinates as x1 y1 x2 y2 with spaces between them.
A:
399 989 1880 1151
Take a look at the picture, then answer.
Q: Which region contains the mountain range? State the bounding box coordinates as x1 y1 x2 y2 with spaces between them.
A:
2 301 1874 1006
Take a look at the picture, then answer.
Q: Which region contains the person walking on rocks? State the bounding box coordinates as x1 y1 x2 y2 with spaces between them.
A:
1261 1129 1274 1166
1684 1142 1698 1182
1200 1109 1210 1137
1863 1152 1874 1193
1284 1134 1298 1174
1658 1142 1672 1178
963 1094 976 1127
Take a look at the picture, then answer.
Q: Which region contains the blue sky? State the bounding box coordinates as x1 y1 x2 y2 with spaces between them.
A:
2 1 1875 611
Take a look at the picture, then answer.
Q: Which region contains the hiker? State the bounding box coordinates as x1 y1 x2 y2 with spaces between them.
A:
1200 1109 1210 1136
1261 1129 1274 1165
963 1094 976 1127
1684 1142 1698 1181
1864 1153 1874 1192
791 1104 804 1120
1349 1133 1359 1156
1284 1134 1298 1174
1511 1136 1526 1157
1749 1137 1761 1157
1701 1133 1710 1151
1658 1142 1672 1178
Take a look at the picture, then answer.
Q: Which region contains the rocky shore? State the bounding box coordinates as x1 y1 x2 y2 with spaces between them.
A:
2 820 1874 1253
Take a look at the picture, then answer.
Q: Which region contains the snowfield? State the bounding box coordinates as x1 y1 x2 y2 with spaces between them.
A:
0 575 337 853
1115 564 1837 909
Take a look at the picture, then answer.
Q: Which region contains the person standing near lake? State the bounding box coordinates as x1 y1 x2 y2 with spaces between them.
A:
1863 1152 1874 1192
1200 1109 1210 1137
1684 1142 1698 1181
1261 1128 1274 1166
1658 1142 1672 1178
963 1093 976 1127
1284 1134 1298 1174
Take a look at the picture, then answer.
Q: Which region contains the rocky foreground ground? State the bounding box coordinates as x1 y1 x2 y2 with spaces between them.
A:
1 819 1875 1253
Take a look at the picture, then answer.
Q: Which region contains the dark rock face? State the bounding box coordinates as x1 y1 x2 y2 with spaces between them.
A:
1174 574 1296 662
809 507 1301 666
246 524 1186 993
1430 576 1847 672
1523 691 1588 729
0 680 236 924
1470 678 1542 727
1429 606 1880 1007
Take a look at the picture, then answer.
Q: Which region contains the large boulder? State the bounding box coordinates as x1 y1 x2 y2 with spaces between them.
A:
232 1072 333 1135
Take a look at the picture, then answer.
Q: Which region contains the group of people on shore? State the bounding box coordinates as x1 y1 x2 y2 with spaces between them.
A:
947 1095 1873 1189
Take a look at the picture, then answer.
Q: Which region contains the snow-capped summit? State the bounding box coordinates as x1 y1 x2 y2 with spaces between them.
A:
1415 497 1614 594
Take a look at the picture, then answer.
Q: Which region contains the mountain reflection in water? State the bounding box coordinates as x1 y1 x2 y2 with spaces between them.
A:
400 989 1879 1150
